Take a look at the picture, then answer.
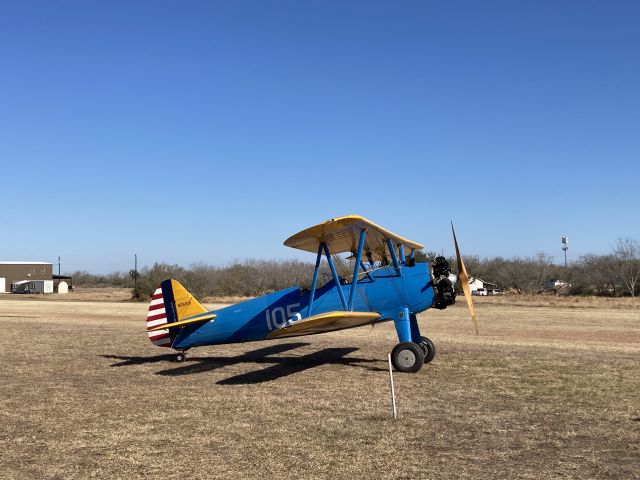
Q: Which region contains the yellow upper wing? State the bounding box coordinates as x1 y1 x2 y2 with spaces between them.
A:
267 311 380 339
283 215 423 260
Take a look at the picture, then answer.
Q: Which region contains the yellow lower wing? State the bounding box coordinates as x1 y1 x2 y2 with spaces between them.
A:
147 313 216 332
267 311 380 339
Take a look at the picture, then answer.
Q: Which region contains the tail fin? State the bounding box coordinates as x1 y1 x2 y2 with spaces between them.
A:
146 279 207 347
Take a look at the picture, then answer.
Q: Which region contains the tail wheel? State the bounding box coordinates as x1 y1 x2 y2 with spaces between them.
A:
391 342 425 373
419 336 437 364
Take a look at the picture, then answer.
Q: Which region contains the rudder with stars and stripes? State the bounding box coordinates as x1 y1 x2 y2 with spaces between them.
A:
146 280 174 347
146 279 209 348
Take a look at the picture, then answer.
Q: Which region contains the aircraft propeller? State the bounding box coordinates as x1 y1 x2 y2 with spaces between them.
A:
452 223 479 335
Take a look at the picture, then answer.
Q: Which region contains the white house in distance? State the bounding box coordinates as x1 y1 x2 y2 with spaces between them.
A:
543 280 572 292
468 277 499 294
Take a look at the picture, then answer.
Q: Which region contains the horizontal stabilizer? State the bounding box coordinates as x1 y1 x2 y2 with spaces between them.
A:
268 311 379 339
147 313 216 332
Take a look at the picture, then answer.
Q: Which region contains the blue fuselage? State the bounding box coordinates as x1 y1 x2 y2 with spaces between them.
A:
172 263 435 350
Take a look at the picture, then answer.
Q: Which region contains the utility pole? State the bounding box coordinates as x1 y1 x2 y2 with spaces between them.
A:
58 256 61 276
561 237 569 268
134 254 138 290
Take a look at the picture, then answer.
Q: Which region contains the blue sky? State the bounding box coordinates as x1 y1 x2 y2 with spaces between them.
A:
1 1 638 273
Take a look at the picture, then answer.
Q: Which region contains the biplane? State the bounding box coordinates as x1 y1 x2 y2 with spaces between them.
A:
145 215 478 373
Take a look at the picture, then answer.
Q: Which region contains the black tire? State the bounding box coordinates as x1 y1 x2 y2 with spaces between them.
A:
391 342 425 373
175 352 186 362
419 336 436 364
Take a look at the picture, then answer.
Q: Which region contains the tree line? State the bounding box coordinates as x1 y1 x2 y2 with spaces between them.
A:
68 237 640 299
70 259 313 300
420 237 640 297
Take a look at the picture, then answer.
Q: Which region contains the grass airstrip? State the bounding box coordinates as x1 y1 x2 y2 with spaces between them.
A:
1 291 639 479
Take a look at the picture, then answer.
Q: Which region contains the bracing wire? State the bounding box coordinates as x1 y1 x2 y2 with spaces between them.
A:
332 253 374 312
387 265 409 305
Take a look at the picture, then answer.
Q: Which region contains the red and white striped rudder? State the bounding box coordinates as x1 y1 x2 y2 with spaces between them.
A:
146 285 172 347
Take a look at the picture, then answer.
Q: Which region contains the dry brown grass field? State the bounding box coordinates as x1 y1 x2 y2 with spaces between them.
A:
1 293 639 479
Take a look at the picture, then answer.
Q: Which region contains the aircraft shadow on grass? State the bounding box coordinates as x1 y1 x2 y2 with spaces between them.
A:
101 342 385 385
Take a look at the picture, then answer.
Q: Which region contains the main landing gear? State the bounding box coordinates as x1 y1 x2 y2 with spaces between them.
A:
391 342 424 373
389 308 436 373
419 336 437 364
175 351 187 362
390 336 436 373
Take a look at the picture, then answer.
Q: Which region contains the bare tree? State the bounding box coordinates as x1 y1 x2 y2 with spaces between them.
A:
133 262 186 299
613 238 640 297
490 257 535 294
459 255 484 279
533 252 555 292
579 254 619 295
414 250 436 263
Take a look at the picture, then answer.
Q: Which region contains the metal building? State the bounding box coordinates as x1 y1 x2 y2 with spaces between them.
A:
0 262 53 293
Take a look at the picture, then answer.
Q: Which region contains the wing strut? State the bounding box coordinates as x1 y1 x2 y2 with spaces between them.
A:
348 229 367 311
360 261 374 282
387 238 402 275
323 242 348 310
306 242 324 317
307 229 370 316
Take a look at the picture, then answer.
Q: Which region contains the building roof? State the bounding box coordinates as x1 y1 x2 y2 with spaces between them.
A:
12 279 50 285
469 277 498 287
469 276 486 283
0 261 52 265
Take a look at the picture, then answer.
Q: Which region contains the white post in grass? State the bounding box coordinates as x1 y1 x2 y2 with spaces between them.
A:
387 353 397 419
